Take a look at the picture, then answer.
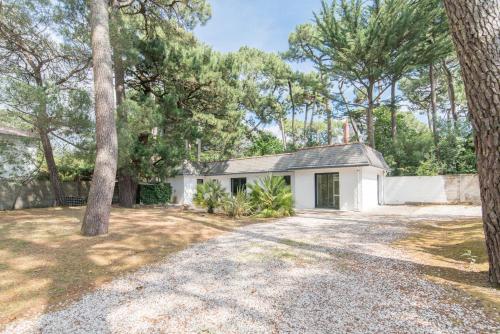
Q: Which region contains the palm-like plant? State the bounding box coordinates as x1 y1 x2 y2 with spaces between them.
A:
194 180 227 213
223 190 251 218
248 175 294 218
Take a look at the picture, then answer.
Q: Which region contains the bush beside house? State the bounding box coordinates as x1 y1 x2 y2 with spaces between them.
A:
194 176 294 218
139 183 172 205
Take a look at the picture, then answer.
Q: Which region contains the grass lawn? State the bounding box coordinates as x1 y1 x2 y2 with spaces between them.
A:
0 206 255 326
395 218 500 319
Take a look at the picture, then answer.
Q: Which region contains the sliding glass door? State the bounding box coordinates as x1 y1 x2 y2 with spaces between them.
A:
315 173 340 209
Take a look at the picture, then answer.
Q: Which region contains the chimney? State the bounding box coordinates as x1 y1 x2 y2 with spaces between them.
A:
343 119 350 144
196 139 201 162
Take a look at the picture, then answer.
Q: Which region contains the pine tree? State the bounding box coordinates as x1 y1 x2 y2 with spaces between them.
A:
443 0 500 284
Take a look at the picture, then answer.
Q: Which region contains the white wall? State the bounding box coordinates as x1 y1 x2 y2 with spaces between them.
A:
361 167 384 210
166 175 184 204
383 174 480 205
171 167 385 211
294 167 360 211
182 172 294 206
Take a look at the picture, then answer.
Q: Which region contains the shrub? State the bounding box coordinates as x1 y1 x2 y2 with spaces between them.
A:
223 190 251 218
140 183 172 205
194 180 227 213
248 175 294 218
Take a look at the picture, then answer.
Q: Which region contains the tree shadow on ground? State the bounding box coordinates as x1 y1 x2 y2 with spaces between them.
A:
0 207 255 327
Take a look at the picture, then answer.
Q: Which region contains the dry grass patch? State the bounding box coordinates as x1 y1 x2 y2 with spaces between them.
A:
394 218 500 319
0 206 256 327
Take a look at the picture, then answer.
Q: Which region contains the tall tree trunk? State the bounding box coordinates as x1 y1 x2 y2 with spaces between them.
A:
303 103 309 140
113 22 137 208
308 104 315 144
34 72 65 206
390 79 397 140
429 63 439 150
288 79 296 146
443 0 500 284
366 80 375 148
442 60 458 126
325 98 333 145
39 129 65 206
425 109 433 132
82 0 118 236
278 115 286 149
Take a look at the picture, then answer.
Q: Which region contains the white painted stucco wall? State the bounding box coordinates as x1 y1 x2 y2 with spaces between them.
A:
168 167 385 211
207 172 293 195
294 167 360 211
167 175 184 204
361 167 384 210
383 174 480 204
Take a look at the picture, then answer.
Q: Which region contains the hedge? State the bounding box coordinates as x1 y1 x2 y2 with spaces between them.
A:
139 183 172 205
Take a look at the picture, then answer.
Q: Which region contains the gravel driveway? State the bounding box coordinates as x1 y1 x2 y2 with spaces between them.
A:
3 209 499 333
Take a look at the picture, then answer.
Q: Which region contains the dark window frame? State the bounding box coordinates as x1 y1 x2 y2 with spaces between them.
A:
314 172 340 209
230 177 247 195
197 179 204 185
282 175 291 186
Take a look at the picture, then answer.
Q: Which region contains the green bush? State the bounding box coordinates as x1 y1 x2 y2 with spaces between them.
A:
194 180 227 213
223 190 251 218
248 175 294 218
140 183 172 205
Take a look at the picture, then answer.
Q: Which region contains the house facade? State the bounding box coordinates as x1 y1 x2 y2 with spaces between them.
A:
167 143 389 211
0 126 39 180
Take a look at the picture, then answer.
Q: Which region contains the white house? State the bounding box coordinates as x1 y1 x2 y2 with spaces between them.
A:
167 143 389 211
0 126 39 180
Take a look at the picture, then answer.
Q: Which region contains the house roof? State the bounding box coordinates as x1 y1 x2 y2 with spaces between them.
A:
0 126 38 139
183 143 390 176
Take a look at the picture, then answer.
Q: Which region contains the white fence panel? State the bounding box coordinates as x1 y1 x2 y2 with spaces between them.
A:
383 174 480 205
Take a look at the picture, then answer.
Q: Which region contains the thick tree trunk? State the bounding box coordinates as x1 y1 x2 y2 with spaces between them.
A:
112 26 137 208
429 63 439 150
118 171 137 207
82 0 118 236
39 129 65 206
390 79 397 140
442 60 458 126
443 0 500 284
366 80 375 148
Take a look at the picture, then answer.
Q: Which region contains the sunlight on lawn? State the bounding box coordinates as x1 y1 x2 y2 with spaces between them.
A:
0 207 254 327
394 219 500 320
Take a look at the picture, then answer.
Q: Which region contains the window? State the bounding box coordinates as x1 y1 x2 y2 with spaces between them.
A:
231 177 246 195
197 179 204 185
282 175 291 186
315 173 340 209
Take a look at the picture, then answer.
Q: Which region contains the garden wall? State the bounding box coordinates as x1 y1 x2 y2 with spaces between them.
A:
383 174 480 205
0 180 90 210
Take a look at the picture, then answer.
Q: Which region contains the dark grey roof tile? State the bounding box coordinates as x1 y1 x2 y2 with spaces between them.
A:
182 143 389 175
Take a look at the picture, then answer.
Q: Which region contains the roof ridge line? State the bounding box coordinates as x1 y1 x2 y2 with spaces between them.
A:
360 143 374 166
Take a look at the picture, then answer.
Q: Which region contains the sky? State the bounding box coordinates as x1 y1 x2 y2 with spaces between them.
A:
194 0 322 71
193 0 424 133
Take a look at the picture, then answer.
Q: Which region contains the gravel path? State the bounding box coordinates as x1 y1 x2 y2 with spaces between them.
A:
3 211 499 334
